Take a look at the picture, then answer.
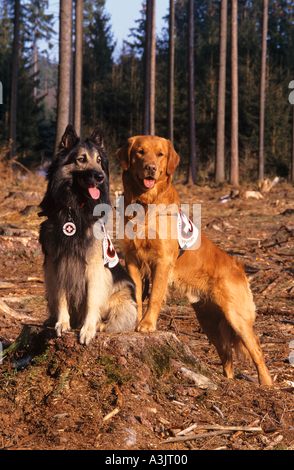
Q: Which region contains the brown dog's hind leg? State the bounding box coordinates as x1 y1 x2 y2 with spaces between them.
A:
192 302 234 379
192 300 272 385
231 320 272 386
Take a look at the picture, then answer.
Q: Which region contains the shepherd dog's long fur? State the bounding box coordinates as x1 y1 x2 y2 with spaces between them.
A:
116 135 272 386
39 125 137 345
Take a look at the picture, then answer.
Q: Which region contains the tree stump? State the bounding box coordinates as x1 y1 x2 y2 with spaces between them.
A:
0 325 218 450
1 324 216 391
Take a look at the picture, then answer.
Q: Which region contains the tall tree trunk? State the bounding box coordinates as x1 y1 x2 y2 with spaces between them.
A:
230 0 239 186
69 20 74 126
187 0 196 185
167 0 175 144
10 0 20 159
258 0 268 183
74 0 83 137
292 103 294 182
55 0 73 153
34 18 38 100
150 0 156 135
215 0 228 183
143 0 152 135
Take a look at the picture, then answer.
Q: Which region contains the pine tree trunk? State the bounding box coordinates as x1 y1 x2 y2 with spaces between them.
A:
69 12 74 127
10 0 20 159
292 104 294 182
230 0 239 186
167 0 175 144
150 0 156 136
215 0 228 183
55 0 73 154
187 0 196 185
143 0 152 135
34 18 38 100
258 0 268 183
74 0 83 137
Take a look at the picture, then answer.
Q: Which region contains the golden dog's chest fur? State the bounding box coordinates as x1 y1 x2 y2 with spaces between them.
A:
116 135 272 386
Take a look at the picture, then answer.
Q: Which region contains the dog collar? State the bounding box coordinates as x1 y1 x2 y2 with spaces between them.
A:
38 201 86 219
62 201 86 210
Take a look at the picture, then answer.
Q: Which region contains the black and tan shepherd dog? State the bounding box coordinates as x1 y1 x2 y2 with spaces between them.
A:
39 124 137 345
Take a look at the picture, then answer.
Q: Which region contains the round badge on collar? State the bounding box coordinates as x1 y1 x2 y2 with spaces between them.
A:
63 222 76 236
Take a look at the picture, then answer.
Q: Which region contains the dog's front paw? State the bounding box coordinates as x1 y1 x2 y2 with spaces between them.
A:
55 320 71 337
137 320 156 333
79 324 96 345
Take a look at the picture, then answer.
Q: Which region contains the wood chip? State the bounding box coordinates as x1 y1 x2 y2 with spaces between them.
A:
103 408 120 422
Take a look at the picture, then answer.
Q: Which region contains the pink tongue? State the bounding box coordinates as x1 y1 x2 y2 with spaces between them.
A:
88 187 100 200
144 179 155 189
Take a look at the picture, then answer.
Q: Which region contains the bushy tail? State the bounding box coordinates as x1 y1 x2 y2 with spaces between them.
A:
103 288 137 332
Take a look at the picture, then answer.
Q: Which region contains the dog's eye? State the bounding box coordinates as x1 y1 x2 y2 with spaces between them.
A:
138 149 144 156
158 152 164 157
77 155 87 163
97 156 101 164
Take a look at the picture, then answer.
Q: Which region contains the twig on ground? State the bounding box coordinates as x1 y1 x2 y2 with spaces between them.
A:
261 276 283 295
163 425 262 444
211 405 224 419
162 430 233 443
0 299 32 320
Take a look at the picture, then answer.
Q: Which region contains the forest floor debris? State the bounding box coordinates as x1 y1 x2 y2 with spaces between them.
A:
0 174 294 450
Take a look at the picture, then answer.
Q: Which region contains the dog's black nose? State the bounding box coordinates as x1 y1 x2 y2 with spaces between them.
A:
145 163 157 174
95 172 104 182
89 171 104 183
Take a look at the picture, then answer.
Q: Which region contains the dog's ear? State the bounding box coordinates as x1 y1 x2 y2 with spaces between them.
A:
90 125 104 148
59 125 80 151
166 140 180 175
116 138 134 171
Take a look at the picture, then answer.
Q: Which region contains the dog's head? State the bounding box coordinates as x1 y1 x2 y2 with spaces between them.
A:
116 135 180 194
42 125 110 213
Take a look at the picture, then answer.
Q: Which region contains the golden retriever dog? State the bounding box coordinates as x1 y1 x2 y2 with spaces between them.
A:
116 135 272 386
